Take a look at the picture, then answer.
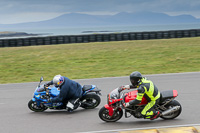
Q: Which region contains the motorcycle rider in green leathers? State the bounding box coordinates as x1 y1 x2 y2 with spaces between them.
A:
121 71 161 120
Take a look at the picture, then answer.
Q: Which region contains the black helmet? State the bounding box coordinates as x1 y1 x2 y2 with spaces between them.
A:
130 71 142 86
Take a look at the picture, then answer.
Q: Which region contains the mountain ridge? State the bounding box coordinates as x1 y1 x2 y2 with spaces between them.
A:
1 11 200 30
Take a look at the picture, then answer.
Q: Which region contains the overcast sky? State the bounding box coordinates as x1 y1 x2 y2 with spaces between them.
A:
1 0 200 24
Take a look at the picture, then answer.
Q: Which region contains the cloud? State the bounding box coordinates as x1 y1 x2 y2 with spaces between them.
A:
1 0 200 13
0 0 200 24
0 12 63 24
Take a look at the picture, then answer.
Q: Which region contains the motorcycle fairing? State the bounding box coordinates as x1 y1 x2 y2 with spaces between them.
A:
32 98 36 102
50 87 60 97
33 86 62 107
125 90 148 105
109 98 123 105
104 104 122 116
43 102 63 108
32 97 45 106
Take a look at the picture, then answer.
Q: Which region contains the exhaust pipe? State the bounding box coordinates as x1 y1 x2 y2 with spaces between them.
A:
161 106 181 116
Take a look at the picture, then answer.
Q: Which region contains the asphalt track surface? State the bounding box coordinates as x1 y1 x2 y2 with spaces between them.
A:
0 72 200 133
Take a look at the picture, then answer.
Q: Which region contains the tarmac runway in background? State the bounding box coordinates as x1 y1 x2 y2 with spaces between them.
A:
0 72 200 133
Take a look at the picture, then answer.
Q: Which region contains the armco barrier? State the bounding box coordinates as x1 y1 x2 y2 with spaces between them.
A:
0 29 200 47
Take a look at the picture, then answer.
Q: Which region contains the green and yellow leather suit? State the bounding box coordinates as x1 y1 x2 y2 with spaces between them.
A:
130 77 160 119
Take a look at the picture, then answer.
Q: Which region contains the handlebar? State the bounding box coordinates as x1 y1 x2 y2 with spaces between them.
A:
37 84 49 92
121 94 126 104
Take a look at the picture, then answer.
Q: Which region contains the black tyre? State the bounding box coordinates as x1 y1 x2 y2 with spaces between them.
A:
28 100 48 112
80 93 101 109
99 106 123 122
160 100 182 120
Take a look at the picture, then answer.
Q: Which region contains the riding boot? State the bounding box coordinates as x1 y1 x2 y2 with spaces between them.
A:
150 111 160 120
66 98 80 112
74 99 80 109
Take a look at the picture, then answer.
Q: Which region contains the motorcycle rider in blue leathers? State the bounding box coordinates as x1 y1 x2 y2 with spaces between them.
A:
45 75 83 112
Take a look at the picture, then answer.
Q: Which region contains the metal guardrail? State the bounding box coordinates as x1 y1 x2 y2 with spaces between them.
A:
0 29 200 47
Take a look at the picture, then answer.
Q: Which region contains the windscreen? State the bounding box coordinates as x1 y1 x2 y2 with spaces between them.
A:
36 84 45 92
110 88 120 99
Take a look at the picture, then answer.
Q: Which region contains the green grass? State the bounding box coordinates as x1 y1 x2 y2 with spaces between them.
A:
0 37 200 84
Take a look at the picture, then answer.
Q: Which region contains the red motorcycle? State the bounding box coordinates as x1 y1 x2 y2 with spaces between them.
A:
99 88 182 122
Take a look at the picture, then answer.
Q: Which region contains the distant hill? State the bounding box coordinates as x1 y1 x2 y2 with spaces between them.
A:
0 31 40 38
0 11 200 30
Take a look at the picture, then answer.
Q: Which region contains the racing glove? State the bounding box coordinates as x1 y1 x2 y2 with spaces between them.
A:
123 102 130 108
45 81 53 87
118 85 130 92
47 98 52 103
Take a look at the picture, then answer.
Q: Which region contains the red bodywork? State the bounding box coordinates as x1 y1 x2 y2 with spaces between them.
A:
105 90 147 116
173 90 178 97
104 89 178 117
124 90 148 105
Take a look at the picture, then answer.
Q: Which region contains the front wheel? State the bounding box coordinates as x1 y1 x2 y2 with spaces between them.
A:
160 100 182 120
28 100 48 112
80 93 101 109
99 106 123 122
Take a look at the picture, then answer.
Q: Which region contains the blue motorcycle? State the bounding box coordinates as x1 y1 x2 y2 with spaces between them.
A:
28 77 101 112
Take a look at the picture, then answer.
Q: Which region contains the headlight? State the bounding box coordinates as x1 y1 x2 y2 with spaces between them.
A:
111 93 117 99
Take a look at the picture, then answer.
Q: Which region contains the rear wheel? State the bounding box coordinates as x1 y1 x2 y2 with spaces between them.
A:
28 100 48 112
99 106 123 122
80 93 101 109
160 100 182 120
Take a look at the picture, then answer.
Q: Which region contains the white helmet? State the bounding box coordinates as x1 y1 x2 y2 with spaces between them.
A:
53 75 64 87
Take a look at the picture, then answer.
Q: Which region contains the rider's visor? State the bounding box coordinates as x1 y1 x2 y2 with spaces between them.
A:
130 79 135 83
57 81 62 85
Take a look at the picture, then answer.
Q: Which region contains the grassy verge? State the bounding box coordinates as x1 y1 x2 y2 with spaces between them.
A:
0 37 200 84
